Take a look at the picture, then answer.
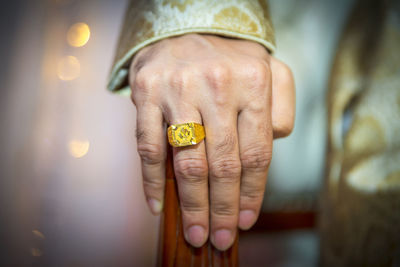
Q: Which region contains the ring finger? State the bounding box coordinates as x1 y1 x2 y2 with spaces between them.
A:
168 110 209 248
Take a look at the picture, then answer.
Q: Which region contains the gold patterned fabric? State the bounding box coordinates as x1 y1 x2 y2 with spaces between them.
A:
321 0 400 265
107 0 275 95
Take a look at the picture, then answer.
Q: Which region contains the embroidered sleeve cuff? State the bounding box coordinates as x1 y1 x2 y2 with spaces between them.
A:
108 0 275 95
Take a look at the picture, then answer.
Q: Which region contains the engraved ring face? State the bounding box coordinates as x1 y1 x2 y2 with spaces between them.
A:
174 124 194 145
168 123 205 147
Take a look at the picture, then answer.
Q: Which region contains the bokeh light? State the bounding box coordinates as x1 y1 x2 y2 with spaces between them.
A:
32 230 45 239
57 55 80 81
68 140 90 158
31 248 43 257
67 22 90 47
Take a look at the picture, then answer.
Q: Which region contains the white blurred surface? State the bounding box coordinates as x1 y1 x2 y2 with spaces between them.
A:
2 1 158 266
265 0 355 207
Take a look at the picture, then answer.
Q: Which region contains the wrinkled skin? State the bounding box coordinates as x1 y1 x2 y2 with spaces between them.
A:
129 33 295 251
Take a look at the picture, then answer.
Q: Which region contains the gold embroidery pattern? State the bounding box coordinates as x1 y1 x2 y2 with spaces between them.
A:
108 0 275 94
322 1 400 265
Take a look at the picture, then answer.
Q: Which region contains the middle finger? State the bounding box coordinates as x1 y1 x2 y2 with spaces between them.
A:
203 109 241 251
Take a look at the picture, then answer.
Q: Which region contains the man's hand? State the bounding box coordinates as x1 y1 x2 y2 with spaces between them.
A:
129 34 295 250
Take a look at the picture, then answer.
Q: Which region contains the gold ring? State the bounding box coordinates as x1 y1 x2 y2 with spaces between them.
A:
168 122 205 147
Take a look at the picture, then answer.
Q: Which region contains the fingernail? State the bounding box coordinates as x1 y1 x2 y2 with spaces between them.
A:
148 198 162 214
212 229 233 251
239 210 256 230
185 225 206 247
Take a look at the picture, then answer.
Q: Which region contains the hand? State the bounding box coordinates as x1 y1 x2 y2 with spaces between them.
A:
129 34 295 250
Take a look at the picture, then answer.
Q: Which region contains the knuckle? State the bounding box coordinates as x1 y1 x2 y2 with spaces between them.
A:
212 201 236 216
271 59 295 91
276 60 294 80
169 67 195 95
240 145 272 171
174 156 208 181
202 62 233 107
137 142 164 165
206 63 231 86
241 183 265 200
134 67 160 91
204 62 231 97
245 59 270 89
143 176 164 192
210 157 241 180
246 100 268 115
180 198 208 213
133 69 148 89
130 57 146 84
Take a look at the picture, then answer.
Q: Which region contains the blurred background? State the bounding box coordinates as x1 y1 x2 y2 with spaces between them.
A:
0 0 354 266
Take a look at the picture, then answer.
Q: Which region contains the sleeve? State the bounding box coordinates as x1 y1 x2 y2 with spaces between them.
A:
107 0 276 95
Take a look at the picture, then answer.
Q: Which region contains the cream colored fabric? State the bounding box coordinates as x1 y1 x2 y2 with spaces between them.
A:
321 0 400 265
107 0 275 95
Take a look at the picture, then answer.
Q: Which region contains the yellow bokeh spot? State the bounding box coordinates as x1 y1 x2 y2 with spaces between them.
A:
68 140 90 158
57 56 80 81
31 248 43 257
67 22 90 47
32 230 45 239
